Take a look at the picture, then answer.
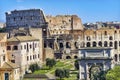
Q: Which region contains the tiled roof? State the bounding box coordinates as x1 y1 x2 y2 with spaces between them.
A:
1 62 19 69
0 33 7 41
7 36 39 42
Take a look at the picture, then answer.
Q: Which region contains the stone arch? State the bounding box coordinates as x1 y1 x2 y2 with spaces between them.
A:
66 56 71 59
114 41 117 49
115 54 118 62
74 42 78 49
104 41 108 47
74 56 78 59
86 42 91 47
86 36 91 41
59 43 63 48
109 36 113 40
93 41 97 47
98 41 102 47
109 42 113 47
66 42 71 48
89 64 102 80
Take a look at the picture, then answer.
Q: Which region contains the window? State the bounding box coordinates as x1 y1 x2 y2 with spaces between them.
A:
27 56 29 61
115 54 117 62
104 41 108 47
24 45 26 49
114 41 117 49
3 55 5 61
30 44 32 49
13 46 18 50
7 46 11 50
21 45 22 50
86 42 91 47
86 36 91 41
30 56 32 60
93 42 97 47
109 36 113 40
38 54 40 58
109 42 113 47
104 31 107 35
98 41 102 47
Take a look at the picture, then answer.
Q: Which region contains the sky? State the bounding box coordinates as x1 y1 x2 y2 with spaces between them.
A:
0 0 120 23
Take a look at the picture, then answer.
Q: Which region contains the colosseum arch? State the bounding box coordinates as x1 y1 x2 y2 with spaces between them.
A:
86 42 91 47
109 36 113 40
74 56 78 59
74 42 78 49
104 41 108 47
109 42 113 47
98 41 102 47
59 43 64 48
93 41 97 47
66 42 71 48
66 56 71 59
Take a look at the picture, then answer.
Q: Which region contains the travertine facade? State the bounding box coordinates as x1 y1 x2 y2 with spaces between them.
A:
46 15 84 35
6 9 46 28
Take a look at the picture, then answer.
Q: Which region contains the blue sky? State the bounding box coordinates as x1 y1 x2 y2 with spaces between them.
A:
0 0 120 23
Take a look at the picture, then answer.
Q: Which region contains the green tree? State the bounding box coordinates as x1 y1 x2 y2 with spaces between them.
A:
74 59 79 70
106 66 120 80
46 58 56 69
55 69 65 80
64 69 69 78
55 68 70 80
29 63 40 73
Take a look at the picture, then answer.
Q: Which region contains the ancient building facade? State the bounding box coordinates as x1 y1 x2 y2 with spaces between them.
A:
79 28 120 64
6 9 48 38
46 15 84 36
78 48 114 80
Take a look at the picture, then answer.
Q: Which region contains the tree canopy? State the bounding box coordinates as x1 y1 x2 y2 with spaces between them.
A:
106 66 120 80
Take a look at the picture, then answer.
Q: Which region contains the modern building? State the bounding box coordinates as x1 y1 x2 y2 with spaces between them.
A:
7 36 40 76
0 33 20 80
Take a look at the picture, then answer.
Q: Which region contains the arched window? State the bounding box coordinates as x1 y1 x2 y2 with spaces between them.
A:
66 42 71 48
59 43 63 48
74 42 78 49
109 36 113 40
114 30 117 34
114 41 117 49
115 54 117 62
87 42 91 47
104 41 108 47
66 56 71 59
93 42 97 47
104 31 107 35
109 42 113 47
98 41 102 47
86 36 91 41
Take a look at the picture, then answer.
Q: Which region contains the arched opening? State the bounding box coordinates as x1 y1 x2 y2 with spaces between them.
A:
66 56 71 59
74 42 78 49
104 41 108 47
49 43 53 48
114 41 117 49
74 56 78 59
93 42 97 47
59 43 63 48
66 42 71 48
104 31 107 35
109 36 113 40
98 41 102 47
87 42 91 47
44 42 47 48
115 54 117 62
109 42 113 47
86 36 91 41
